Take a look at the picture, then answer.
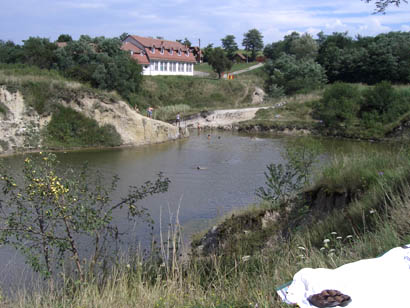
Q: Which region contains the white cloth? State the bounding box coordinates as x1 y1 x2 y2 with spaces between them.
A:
286 246 410 308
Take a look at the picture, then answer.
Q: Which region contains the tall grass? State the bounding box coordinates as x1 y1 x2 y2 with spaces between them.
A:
132 76 249 113
154 104 192 121
315 147 410 192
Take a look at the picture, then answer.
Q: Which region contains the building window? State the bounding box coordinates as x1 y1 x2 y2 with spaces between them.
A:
164 62 168 71
170 49 173 55
178 49 181 56
154 61 159 71
172 62 176 72
151 46 155 54
186 50 189 56
180 63 184 72
161 47 164 54
160 62 164 71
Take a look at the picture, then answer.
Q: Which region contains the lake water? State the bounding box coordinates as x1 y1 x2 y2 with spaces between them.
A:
0 131 384 291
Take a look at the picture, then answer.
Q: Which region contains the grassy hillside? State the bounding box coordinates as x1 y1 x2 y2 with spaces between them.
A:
194 61 259 75
132 74 265 121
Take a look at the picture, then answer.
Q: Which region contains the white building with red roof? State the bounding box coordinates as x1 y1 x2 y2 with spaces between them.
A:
121 35 196 76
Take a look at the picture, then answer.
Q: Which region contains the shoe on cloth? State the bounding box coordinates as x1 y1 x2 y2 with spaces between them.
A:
308 289 352 307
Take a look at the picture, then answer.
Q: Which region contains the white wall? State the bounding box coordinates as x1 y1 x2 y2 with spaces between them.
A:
143 61 194 76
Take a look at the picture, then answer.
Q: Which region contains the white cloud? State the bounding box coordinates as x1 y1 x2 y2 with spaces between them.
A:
59 1 107 9
401 25 410 31
2 0 410 44
358 18 391 35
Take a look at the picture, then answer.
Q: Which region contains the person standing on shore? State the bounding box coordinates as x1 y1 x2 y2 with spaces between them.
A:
176 113 181 127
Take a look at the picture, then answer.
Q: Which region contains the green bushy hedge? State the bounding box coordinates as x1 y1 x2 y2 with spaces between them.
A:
45 106 122 148
313 82 410 137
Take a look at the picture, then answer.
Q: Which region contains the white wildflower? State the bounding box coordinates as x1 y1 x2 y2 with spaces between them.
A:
242 255 251 262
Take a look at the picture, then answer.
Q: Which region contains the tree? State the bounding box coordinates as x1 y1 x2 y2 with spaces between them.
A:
263 40 286 61
242 29 264 61
177 37 192 47
57 34 72 43
221 35 238 60
289 33 319 60
54 36 143 99
264 54 327 95
364 0 407 13
22 37 57 69
0 40 24 64
0 152 170 280
202 43 214 63
207 47 233 79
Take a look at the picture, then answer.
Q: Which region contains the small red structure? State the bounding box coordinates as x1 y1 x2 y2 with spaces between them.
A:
256 56 266 63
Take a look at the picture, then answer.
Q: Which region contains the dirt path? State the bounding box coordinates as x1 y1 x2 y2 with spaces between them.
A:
181 107 270 129
223 63 264 78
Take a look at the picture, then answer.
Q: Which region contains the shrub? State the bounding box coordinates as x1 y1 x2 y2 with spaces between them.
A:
0 152 170 280
264 54 327 96
361 82 410 127
256 138 321 208
313 83 360 129
0 102 8 115
45 106 122 148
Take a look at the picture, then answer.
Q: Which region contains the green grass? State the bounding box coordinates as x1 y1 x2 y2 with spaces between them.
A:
154 104 192 121
236 92 321 132
132 75 253 121
194 62 259 74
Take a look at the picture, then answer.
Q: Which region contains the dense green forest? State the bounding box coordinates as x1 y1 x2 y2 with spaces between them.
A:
263 31 410 96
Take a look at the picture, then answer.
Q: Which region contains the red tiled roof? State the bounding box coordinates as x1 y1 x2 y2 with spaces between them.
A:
144 47 196 63
235 53 247 60
132 53 150 65
56 42 68 48
121 41 142 53
123 35 197 63
121 42 150 65
130 35 189 51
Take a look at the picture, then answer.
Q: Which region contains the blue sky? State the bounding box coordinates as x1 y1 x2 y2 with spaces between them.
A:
1 0 410 46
